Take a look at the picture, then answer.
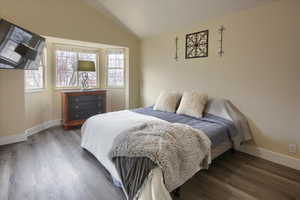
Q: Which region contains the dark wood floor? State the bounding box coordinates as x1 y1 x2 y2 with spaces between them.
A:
0 127 299 200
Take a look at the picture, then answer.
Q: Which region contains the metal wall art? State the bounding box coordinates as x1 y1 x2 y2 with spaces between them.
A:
185 30 209 59
174 36 179 61
218 25 225 56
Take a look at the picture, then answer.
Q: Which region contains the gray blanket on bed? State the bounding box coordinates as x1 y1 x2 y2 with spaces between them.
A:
109 120 211 193
111 98 252 200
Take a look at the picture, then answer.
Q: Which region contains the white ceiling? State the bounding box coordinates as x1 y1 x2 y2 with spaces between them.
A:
88 0 274 38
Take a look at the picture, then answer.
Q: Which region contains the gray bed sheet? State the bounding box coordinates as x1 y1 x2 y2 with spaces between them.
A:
132 106 238 148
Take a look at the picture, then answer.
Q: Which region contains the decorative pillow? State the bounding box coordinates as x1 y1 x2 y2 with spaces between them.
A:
153 91 181 113
176 92 208 118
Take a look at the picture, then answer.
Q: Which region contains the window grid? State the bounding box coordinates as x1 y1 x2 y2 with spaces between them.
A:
25 48 46 90
55 50 98 88
107 52 125 88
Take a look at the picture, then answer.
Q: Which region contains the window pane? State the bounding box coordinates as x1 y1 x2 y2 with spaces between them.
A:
25 66 44 90
108 54 124 68
55 50 77 87
107 51 125 88
78 52 97 62
108 69 124 88
25 48 45 90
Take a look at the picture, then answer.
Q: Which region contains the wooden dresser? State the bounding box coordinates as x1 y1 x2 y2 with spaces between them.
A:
61 90 106 130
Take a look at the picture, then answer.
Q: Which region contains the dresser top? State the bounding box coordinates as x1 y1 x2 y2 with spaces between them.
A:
61 89 106 94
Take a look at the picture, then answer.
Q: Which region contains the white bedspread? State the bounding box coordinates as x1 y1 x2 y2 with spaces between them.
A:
81 110 172 199
81 110 164 184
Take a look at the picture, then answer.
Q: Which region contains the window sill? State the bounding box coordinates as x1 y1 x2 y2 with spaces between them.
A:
25 89 48 93
54 87 100 91
106 87 125 90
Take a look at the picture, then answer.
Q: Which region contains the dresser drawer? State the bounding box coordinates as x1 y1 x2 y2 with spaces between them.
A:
69 110 100 121
68 101 103 111
68 95 103 103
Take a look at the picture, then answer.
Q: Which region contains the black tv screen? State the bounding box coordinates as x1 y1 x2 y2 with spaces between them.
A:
0 19 45 70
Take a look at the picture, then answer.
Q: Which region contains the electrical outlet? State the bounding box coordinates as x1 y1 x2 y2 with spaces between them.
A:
288 144 297 154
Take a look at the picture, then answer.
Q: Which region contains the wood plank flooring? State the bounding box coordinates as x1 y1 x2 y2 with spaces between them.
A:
0 126 299 200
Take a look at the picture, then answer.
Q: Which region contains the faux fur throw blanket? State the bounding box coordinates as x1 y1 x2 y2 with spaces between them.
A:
109 120 212 192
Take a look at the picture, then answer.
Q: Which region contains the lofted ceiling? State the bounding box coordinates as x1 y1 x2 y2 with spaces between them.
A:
87 0 275 38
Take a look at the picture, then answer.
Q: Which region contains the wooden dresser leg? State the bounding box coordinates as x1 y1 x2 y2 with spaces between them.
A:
173 187 181 198
63 125 71 130
231 148 236 154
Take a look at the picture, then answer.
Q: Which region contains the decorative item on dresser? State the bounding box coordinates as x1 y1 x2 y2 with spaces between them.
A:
61 90 106 130
77 60 96 89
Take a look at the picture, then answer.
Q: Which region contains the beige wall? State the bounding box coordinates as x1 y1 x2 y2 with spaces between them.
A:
0 71 25 137
0 0 140 136
141 0 300 158
25 92 53 129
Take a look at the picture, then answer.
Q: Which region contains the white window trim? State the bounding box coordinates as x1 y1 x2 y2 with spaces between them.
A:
54 44 100 90
106 49 125 89
25 88 48 93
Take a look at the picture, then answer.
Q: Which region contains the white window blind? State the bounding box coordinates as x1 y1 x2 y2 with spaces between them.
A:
55 45 98 88
107 49 125 88
25 48 46 90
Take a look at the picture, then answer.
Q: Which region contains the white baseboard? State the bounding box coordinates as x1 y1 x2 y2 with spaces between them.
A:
25 119 61 137
238 144 300 171
0 133 27 146
0 119 61 146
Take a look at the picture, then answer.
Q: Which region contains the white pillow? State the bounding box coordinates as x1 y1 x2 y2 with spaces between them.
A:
154 91 181 113
176 92 208 118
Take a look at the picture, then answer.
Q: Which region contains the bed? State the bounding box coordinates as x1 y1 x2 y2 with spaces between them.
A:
81 98 252 200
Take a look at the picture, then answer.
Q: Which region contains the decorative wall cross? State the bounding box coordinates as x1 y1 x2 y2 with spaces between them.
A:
218 25 225 56
174 37 179 61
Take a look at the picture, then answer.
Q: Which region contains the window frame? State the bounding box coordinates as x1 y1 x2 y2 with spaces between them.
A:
106 49 125 89
24 47 47 93
54 45 100 90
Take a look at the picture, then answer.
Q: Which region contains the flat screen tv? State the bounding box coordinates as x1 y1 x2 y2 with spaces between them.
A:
0 19 45 70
